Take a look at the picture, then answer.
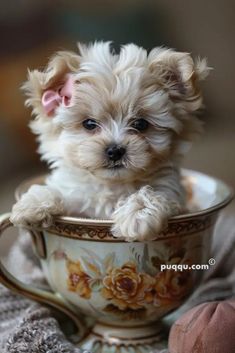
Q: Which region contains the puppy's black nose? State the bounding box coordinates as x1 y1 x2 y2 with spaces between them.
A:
106 144 126 162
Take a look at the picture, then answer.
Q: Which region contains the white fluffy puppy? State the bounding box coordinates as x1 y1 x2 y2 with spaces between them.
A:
11 42 209 241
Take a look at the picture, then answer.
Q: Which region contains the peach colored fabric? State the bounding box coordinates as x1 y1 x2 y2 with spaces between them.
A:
169 299 235 353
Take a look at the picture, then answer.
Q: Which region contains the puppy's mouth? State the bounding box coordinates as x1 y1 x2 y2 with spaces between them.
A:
106 164 125 170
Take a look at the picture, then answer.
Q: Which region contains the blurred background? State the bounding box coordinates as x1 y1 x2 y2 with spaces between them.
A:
0 0 235 237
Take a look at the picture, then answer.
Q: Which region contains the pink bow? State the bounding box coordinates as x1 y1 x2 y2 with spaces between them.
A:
41 75 74 116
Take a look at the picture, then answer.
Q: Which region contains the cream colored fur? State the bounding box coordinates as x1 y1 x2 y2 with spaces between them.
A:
10 42 209 241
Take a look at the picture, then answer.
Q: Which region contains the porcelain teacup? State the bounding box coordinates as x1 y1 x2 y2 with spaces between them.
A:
0 169 232 353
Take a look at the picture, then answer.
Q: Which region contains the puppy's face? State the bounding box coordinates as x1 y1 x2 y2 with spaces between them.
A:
24 43 208 182
58 70 173 182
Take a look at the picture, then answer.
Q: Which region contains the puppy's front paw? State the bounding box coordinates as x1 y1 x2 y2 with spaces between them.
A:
112 187 172 242
10 185 64 227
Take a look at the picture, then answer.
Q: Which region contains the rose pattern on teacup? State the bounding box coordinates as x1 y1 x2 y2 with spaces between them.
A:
51 242 193 320
101 262 155 311
67 259 92 299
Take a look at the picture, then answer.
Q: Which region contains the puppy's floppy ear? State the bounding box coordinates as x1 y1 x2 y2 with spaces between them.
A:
148 48 210 111
23 51 80 118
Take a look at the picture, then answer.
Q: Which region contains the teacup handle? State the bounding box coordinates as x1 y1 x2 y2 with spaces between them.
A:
0 213 87 340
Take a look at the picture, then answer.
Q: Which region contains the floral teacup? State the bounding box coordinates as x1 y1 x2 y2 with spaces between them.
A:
0 169 232 353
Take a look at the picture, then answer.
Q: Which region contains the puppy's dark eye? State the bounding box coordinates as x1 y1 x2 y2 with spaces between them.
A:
82 119 98 130
131 118 149 132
